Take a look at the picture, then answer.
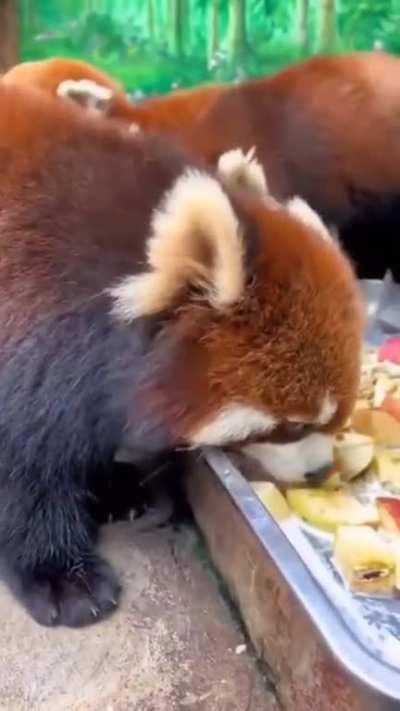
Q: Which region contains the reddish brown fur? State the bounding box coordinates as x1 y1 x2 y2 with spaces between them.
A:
0 81 363 626
2 57 225 133
164 198 363 442
2 56 122 94
186 52 400 216
0 80 363 441
6 53 400 277
6 53 400 213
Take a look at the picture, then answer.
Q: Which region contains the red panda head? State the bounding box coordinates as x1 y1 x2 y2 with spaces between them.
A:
111 166 363 483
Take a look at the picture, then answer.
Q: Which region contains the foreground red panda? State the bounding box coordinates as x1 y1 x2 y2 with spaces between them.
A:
0 81 362 627
5 53 399 279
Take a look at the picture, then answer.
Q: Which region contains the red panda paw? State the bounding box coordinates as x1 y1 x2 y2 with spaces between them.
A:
11 557 121 627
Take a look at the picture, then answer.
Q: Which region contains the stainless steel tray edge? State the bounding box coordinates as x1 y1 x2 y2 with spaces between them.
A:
201 446 400 703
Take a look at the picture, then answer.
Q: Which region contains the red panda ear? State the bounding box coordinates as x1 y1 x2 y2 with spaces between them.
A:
285 196 332 242
110 170 245 321
217 147 269 199
57 78 114 112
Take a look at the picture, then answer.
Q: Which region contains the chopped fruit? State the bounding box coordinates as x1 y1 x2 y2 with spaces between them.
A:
322 469 342 490
285 489 378 532
373 374 394 407
352 409 400 446
354 398 370 411
379 338 400 365
394 548 400 593
334 526 395 595
375 450 400 486
250 482 290 521
334 432 374 481
377 497 400 533
380 394 400 423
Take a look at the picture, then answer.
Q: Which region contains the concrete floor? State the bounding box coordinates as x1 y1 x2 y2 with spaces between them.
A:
0 521 279 711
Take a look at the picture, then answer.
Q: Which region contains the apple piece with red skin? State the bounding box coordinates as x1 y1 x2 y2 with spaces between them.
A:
377 497 400 533
379 338 400 365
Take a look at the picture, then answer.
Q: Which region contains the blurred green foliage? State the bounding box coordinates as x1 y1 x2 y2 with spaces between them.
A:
19 0 400 96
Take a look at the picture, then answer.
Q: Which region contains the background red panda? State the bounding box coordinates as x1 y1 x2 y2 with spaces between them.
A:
0 81 362 627
2 56 122 95
2 56 225 129
5 53 399 280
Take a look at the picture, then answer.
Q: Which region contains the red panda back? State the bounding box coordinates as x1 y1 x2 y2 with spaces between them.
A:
2 57 122 95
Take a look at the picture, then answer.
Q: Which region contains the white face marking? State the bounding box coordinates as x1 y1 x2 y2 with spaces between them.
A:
287 394 337 427
242 433 334 483
317 395 337 425
190 405 277 446
286 196 332 242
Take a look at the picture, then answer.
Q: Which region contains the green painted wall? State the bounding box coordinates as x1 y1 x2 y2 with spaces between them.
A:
19 1 400 97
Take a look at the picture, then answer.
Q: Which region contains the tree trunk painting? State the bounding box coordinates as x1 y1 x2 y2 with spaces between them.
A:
146 0 155 42
208 0 218 67
17 0 400 100
228 0 247 64
21 0 33 32
168 0 185 58
297 0 309 53
0 0 18 72
319 0 336 51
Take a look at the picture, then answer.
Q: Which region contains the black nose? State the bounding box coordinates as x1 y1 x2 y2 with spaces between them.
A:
305 463 333 483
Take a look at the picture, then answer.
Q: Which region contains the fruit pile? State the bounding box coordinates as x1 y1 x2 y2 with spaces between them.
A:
252 338 400 597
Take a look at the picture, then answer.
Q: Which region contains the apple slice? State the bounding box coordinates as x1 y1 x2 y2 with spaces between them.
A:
354 398 371 411
375 450 400 486
286 489 378 532
394 547 400 593
322 469 342 490
250 482 290 522
334 432 374 481
377 497 400 533
334 525 395 595
380 393 400 423
352 408 400 446
373 373 394 407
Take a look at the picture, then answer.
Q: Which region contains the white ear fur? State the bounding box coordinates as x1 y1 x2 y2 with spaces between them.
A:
57 79 114 111
286 196 332 242
110 170 245 321
217 147 268 198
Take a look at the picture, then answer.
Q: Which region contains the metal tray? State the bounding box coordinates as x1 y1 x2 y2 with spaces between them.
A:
194 279 400 709
201 447 400 708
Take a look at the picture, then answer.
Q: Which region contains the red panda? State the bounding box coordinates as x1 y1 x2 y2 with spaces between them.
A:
5 53 399 279
2 56 225 128
2 56 122 96
0 81 362 627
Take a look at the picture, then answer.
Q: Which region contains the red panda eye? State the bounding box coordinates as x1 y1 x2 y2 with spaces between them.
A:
287 422 303 431
286 422 310 435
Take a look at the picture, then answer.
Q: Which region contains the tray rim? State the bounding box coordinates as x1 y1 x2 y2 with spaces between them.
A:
201 446 400 702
